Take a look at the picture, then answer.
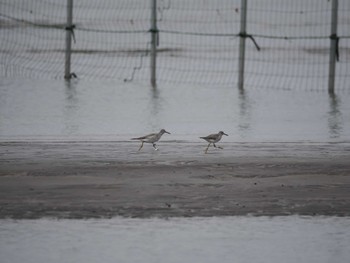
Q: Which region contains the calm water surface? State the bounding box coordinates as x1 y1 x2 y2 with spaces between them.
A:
1 79 349 142
1 216 350 263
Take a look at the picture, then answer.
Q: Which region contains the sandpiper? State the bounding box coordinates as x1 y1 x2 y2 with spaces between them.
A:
131 129 170 151
200 131 228 153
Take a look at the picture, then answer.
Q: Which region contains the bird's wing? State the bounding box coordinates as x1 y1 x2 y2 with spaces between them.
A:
131 133 156 140
201 133 217 140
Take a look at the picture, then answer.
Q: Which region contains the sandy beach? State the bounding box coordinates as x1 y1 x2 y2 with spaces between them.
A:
1 141 350 219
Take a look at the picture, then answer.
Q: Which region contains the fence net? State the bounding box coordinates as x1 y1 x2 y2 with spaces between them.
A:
0 0 349 90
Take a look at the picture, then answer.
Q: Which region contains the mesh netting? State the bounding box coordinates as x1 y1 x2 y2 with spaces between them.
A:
0 0 349 90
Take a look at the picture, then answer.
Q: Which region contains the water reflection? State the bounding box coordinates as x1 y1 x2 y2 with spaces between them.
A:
148 86 163 131
1 79 349 141
328 92 343 139
64 80 79 135
237 89 252 138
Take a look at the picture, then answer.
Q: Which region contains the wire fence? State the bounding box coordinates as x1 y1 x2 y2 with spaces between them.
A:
0 0 349 91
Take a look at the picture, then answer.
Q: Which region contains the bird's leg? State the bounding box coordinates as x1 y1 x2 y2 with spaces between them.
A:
213 143 223 149
153 143 159 151
205 143 211 154
138 141 144 151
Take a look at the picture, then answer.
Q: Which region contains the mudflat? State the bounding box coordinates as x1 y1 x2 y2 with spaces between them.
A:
1 141 349 219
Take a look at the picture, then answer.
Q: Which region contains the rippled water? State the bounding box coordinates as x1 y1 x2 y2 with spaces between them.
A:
1 79 349 142
1 216 350 263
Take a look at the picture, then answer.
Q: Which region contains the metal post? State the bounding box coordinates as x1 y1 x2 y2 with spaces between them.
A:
64 0 73 79
150 0 158 87
328 0 338 94
238 0 248 91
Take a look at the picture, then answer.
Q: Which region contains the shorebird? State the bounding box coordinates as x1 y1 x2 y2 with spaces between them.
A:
131 129 170 151
200 131 228 153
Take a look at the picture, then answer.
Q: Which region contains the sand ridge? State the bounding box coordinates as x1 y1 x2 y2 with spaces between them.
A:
1 141 349 218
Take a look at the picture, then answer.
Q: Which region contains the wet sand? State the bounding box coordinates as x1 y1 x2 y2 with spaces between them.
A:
1 141 350 219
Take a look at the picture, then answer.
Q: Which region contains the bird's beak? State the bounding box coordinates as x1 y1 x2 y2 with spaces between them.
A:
165 131 171 134
223 132 228 136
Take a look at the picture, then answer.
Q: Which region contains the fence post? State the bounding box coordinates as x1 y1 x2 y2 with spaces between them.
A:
64 0 74 79
238 0 248 91
150 0 158 88
328 0 338 94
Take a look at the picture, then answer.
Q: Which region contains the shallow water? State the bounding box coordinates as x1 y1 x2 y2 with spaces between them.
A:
1 216 349 263
1 79 349 142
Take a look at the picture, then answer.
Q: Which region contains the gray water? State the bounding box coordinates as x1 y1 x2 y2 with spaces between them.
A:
1 216 349 263
1 78 349 142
